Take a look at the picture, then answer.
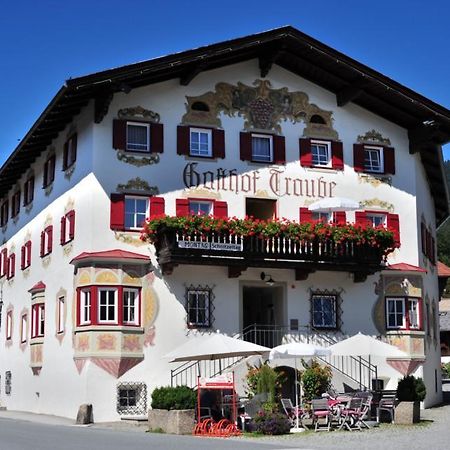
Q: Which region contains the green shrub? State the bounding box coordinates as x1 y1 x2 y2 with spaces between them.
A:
254 407 291 435
151 385 196 410
396 375 426 402
442 362 450 378
301 360 332 402
245 363 286 402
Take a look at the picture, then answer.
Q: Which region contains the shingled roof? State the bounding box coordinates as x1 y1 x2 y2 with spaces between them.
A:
1 26 449 222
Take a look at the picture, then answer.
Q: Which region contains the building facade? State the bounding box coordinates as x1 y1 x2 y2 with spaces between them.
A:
0 27 449 421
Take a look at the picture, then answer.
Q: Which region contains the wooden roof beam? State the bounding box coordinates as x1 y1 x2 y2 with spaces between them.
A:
408 121 443 153
336 77 371 107
179 62 206 86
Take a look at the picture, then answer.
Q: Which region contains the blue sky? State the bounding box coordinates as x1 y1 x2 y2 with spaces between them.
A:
1 0 449 165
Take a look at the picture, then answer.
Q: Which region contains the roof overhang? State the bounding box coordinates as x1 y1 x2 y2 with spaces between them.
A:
70 249 151 266
1 26 449 223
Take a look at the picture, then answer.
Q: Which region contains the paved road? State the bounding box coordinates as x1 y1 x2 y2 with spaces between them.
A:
1 404 450 450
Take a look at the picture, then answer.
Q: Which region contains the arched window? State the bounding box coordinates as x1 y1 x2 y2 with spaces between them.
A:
310 114 326 124
191 101 210 112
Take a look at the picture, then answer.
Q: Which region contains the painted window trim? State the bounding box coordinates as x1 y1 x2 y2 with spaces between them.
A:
20 313 28 343
40 225 53 257
123 288 140 326
57 296 65 334
6 310 13 340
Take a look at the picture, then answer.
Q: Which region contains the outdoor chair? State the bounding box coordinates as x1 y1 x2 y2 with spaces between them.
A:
376 392 397 424
280 398 307 428
354 391 373 428
338 397 364 431
311 398 332 432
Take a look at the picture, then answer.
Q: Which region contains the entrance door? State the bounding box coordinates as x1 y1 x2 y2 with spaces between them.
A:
242 286 283 347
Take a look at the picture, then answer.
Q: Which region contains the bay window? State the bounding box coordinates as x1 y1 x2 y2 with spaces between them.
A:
77 286 141 327
31 303 45 338
386 297 422 330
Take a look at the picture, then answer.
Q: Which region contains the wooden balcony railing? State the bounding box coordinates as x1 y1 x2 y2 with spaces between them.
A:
154 227 386 280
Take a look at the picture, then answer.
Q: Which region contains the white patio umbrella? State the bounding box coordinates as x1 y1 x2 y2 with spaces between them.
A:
308 197 360 212
164 332 271 362
269 342 331 431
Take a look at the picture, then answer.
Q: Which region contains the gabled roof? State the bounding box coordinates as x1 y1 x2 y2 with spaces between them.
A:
70 249 150 265
438 261 450 277
28 281 46 293
1 26 449 222
386 262 427 273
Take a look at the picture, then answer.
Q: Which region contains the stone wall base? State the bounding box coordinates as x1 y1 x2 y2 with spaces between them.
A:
148 409 195 434
395 401 420 424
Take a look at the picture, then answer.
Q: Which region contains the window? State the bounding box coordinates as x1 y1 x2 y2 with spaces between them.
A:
312 212 331 223
126 122 150 152
0 248 7 277
6 311 12 340
190 128 212 157
6 253 15 280
60 210 75 245
189 200 213 216
123 289 139 325
245 198 276 221
0 200 8 227
23 176 34 206
57 296 65 334
77 286 141 327
186 288 211 328
366 213 386 228
353 144 395 174
364 146 383 173
21 314 27 343
311 294 337 329
300 138 343 170
40 225 53 257
251 134 272 162
79 289 92 325
21 241 32 270
63 133 77 169
11 191 20 218
125 197 148 230
98 288 118 323
311 140 331 167
386 297 422 330
117 382 147 415
43 155 56 188
31 303 45 338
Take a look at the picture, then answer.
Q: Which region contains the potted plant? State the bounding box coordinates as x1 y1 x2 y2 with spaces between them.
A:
148 385 196 434
395 375 426 424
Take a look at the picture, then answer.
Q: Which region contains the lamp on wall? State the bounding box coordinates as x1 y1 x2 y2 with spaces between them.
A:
260 272 275 286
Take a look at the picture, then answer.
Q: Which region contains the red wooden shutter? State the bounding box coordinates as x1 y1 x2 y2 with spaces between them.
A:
177 126 190 155
110 194 125 230
150 123 164 153
150 197 165 219
299 207 313 222
333 211 346 224
353 144 365 172
212 129 225 159
273 135 286 164
26 241 31 267
47 226 53 253
21 245 25 270
331 141 344 170
63 141 68 170
299 138 312 167
383 146 395 174
387 213 400 246
113 119 127 150
40 231 45 257
176 199 189 216
60 216 66 245
240 132 252 161
355 211 369 226
68 211 76 240
214 201 228 218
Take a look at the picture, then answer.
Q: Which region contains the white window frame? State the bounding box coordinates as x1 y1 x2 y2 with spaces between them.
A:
311 140 331 167
190 128 212 157
188 200 213 216
187 289 211 328
6 311 12 340
124 196 149 230
42 226 52 256
80 289 91 325
32 303 45 338
408 298 420 330
311 295 337 329
123 288 140 326
21 314 27 343
98 288 118 324
364 145 384 173
367 213 386 228
386 297 406 329
57 296 65 334
251 134 273 163
126 121 150 152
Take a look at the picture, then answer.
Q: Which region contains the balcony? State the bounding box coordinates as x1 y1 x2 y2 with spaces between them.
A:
153 227 387 281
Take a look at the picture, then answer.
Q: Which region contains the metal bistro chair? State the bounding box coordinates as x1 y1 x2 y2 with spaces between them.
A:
376 392 397 424
311 398 332 432
338 397 364 431
280 398 307 428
